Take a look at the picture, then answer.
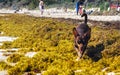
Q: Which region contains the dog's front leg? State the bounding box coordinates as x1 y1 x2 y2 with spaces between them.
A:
76 48 82 61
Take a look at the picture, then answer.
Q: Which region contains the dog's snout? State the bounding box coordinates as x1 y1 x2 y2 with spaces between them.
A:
78 43 84 50
75 41 84 50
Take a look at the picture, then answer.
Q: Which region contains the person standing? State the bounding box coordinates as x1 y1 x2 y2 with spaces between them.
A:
39 0 44 15
76 1 80 15
79 0 84 15
76 0 84 15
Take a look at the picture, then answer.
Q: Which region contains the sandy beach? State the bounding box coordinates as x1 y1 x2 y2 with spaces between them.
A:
0 8 120 21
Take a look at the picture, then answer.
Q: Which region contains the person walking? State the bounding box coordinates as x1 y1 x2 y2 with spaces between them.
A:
39 0 44 15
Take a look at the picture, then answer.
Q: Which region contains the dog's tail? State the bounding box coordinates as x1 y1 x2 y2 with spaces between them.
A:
81 12 87 24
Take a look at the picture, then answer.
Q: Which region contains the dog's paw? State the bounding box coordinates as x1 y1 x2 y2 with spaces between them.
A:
76 57 80 61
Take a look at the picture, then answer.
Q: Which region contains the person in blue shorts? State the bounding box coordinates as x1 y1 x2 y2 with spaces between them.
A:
76 1 80 15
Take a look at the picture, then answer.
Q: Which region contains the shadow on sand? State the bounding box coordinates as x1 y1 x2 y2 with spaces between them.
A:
86 44 105 62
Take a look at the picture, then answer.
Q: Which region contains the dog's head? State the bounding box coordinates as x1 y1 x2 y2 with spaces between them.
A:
73 28 86 53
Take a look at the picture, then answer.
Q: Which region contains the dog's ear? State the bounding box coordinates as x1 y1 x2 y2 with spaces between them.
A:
73 27 79 38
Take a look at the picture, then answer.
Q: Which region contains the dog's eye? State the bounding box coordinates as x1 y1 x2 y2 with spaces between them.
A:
77 40 82 44
75 45 78 49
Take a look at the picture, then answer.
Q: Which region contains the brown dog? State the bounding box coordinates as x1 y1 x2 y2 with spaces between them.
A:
73 13 91 60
